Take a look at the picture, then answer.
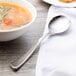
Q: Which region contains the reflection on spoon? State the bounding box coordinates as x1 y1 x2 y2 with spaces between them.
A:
10 15 71 71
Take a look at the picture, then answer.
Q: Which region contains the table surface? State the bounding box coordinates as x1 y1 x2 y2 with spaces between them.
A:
0 0 49 76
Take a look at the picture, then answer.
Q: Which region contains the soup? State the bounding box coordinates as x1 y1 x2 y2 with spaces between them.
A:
59 0 76 3
0 2 32 30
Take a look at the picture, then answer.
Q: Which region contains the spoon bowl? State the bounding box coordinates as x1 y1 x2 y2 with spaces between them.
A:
48 15 71 35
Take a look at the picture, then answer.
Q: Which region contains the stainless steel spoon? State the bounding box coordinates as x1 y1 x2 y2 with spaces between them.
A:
10 15 71 71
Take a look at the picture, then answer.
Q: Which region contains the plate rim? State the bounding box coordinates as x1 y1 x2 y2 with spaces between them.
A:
43 0 76 7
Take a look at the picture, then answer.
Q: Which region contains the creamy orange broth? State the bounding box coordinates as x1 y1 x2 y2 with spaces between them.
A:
0 2 32 30
59 0 76 3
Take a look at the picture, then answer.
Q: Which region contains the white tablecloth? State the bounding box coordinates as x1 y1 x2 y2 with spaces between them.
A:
36 6 76 76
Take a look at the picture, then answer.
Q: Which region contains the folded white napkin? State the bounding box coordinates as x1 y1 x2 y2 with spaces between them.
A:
36 6 76 76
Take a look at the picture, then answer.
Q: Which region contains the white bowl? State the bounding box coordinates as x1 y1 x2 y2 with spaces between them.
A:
43 0 76 7
0 0 37 41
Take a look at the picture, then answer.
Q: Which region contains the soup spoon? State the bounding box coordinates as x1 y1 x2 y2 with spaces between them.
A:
10 15 71 71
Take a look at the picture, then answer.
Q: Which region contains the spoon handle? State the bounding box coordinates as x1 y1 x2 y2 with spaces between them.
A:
10 39 41 71
10 33 50 71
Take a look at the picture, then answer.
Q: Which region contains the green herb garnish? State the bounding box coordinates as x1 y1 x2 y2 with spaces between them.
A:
0 6 10 23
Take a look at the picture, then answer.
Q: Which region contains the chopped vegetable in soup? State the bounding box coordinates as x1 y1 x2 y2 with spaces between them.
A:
0 2 32 30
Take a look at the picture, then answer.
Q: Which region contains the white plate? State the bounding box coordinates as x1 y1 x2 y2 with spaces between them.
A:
43 0 76 7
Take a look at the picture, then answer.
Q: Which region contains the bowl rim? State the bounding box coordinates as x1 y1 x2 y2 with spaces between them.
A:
43 0 76 8
0 0 37 32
